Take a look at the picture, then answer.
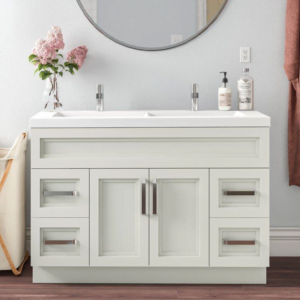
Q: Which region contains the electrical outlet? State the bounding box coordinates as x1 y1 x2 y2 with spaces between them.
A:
240 47 251 63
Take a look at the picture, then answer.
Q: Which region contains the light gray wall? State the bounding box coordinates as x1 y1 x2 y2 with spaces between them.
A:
97 0 197 48
0 0 295 227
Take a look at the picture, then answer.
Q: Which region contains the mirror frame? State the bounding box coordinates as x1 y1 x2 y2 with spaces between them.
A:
76 0 228 51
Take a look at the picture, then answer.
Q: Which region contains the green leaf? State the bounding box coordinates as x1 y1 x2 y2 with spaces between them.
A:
38 63 43 71
59 71 63 77
28 54 37 62
73 63 79 71
64 62 70 66
57 54 64 58
31 59 39 65
39 70 52 80
50 65 58 73
42 64 52 70
52 59 59 64
34 68 39 75
58 64 65 69
43 73 52 80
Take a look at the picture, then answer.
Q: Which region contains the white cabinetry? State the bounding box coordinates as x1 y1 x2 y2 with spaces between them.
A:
150 169 209 267
31 126 270 284
90 169 148 267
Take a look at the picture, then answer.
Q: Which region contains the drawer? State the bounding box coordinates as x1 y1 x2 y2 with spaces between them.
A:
31 128 269 168
210 218 269 267
31 218 89 266
31 169 89 217
210 169 269 218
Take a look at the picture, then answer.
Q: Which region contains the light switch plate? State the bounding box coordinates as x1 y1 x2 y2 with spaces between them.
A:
240 47 251 63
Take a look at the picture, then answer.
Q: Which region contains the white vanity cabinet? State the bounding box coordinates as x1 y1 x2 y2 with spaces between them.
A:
90 169 149 267
149 169 209 267
30 112 270 284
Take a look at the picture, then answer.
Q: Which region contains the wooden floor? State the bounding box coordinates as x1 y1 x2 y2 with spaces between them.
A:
0 258 300 299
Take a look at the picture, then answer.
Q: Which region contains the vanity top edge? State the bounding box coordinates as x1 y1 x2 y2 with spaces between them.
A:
29 110 271 128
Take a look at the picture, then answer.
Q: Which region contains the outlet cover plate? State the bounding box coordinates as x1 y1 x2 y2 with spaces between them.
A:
240 47 251 63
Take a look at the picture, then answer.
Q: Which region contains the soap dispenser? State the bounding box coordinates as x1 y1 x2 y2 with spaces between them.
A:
218 72 231 111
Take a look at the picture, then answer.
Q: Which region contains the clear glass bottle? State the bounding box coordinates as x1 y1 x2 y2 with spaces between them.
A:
237 68 254 110
43 75 62 112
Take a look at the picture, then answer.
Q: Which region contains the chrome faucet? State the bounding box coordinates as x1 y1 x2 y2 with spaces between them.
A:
191 83 198 111
96 84 104 111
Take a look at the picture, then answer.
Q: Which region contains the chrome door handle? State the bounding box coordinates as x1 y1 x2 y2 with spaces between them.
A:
142 179 146 215
223 191 255 196
43 191 78 196
44 239 77 245
153 179 157 215
223 240 256 245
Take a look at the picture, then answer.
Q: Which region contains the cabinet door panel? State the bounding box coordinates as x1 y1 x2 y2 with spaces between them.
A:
150 169 209 267
90 169 148 266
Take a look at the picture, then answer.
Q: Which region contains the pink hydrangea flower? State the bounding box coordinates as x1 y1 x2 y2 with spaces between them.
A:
66 46 88 69
46 26 65 50
32 39 56 65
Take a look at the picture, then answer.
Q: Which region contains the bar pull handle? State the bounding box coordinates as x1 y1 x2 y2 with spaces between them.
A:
223 191 255 196
153 179 157 215
44 239 77 245
223 240 256 246
43 191 78 196
142 179 146 215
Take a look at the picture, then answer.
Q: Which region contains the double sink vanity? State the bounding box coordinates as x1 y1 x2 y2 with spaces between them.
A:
30 110 270 284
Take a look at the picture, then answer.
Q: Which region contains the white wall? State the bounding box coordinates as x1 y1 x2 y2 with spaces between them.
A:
0 0 295 227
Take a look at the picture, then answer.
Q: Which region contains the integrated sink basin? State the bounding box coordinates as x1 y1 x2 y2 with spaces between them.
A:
30 110 270 128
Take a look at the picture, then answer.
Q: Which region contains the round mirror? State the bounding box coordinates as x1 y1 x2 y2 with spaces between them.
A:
77 0 228 51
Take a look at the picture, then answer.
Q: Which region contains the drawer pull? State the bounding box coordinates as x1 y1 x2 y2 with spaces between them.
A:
44 239 77 245
223 240 256 245
223 191 255 196
142 180 146 215
153 179 157 215
43 191 78 196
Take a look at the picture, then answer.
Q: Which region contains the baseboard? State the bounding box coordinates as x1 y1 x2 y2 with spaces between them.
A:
25 227 300 257
270 227 300 257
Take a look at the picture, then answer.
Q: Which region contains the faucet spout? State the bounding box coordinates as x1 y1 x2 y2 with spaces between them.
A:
96 84 104 111
191 83 198 111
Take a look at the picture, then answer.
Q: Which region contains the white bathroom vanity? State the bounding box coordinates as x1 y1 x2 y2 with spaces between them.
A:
30 110 270 284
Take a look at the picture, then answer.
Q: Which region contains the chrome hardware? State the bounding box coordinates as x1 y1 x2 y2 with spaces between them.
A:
191 83 198 111
223 240 256 246
142 179 146 215
223 191 256 196
43 191 77 196
96 84 104 111
44 239 77 245
153 179 157 215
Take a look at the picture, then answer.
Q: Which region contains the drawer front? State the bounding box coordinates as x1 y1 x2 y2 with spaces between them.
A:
31 218 89 266
31 128 269 168
210 169 269 218
210 218 269 267
31 169 89 218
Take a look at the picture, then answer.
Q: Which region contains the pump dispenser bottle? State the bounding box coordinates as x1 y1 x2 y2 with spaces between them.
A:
218 72 231 111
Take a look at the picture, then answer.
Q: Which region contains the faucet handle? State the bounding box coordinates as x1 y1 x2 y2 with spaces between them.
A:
96 84 104 99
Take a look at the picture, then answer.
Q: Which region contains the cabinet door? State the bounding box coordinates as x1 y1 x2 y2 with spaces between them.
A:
90 169 148 266
150 169 209 267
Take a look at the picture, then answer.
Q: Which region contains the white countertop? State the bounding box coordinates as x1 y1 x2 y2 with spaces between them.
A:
30 110 270 128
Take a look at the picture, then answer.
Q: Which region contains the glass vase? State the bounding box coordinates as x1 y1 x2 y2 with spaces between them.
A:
43 75 62 112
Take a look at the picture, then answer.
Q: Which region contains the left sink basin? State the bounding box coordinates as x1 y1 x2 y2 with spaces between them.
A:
53 111 148 118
